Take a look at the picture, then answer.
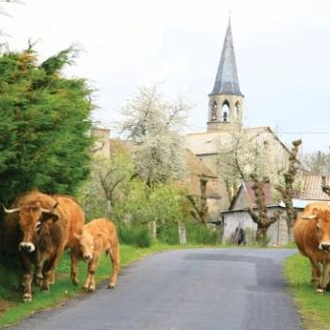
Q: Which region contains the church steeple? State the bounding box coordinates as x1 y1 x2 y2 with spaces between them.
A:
207 18 244 132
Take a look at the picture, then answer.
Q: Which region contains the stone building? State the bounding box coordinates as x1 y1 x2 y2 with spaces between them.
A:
186 18 294 224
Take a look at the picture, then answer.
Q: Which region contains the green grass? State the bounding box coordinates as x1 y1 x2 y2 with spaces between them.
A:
284 253 330 330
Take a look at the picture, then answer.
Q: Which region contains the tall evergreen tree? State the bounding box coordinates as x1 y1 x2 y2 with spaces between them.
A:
0 45 94 205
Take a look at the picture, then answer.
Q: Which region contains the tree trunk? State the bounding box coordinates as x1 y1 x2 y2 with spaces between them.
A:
256 225 269 246
106 199 112 218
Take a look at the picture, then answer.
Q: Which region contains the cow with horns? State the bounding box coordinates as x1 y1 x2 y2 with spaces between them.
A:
3 190 85 302
293 201 330 293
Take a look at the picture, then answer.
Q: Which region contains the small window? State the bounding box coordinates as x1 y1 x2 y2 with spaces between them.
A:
221 101 230 122
211 101 217 120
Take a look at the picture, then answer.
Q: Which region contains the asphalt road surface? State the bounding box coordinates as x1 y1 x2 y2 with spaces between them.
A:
7 248 304 330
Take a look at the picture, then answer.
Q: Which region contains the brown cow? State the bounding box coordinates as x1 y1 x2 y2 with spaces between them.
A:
293 201 330 293
71 218 120 292
3 190 85 302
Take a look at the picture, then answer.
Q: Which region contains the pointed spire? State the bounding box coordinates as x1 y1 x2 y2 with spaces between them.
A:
210 18 242 96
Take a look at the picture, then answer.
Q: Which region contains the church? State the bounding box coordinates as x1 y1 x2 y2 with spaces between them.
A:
185 19 294 224
91 18 300 244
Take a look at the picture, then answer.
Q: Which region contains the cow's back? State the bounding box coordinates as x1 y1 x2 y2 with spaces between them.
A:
85 218 116 237
53 195 85 249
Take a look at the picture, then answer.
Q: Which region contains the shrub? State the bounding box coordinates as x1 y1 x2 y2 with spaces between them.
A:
117 224 152 248
157 223 179 245
186 222 218 245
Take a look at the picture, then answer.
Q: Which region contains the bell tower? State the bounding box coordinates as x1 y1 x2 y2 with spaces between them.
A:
207 18 244 132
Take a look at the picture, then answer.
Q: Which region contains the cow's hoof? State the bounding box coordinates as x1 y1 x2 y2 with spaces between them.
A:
23 294 32 303
88 286 95 293
107 283 115 289
40 285 50 292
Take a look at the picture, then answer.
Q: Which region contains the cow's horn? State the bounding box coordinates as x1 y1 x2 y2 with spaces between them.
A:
40 207 53 213
2 204 20 213
40 202 59 214
302 214 317 220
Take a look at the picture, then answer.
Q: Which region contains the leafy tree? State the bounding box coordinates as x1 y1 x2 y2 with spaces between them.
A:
111 180 191 227
187 176 209 225
247 140 302 245
216 126 281 201
216 126 302 244
120 84 191 188
274 139 302 240
79 143 135 220
246 174 281 245
0 45 94 205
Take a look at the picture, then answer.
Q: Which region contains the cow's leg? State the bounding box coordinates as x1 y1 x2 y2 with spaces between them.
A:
107 242 120 289
83 256 98 292
22 273 33 303
40 257 57 291
34 254 45 287
320 262 330 292
309 257 322 289
70 250 79 285
19 254 34 302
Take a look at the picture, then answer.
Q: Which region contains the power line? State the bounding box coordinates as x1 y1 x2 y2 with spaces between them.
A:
278 132 330 135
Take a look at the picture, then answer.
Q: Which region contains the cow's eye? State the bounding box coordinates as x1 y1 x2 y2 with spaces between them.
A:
35 221 41 233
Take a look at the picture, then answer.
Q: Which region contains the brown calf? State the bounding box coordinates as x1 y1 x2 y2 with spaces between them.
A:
71 218 120 292
293 201 330 292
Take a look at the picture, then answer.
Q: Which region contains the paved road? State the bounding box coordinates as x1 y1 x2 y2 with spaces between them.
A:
7 248 304 330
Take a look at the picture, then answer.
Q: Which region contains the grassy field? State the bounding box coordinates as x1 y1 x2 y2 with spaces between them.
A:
1 245 330 329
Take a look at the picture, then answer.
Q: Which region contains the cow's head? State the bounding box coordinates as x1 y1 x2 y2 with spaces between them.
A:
74 229 96 262
302 205 330 251
3 202 59 253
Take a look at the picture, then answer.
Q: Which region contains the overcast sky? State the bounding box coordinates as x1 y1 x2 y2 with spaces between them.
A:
2 0 330 154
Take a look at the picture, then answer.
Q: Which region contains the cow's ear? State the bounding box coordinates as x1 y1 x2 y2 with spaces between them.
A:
74 229 83 239
41 212 59 223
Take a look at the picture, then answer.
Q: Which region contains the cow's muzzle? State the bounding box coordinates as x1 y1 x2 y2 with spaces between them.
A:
19 242 36 253
319 242 330 251
83 254 92 262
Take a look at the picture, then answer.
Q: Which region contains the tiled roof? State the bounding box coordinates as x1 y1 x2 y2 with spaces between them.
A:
185 149 217 179
295 173 330 201
243 181 275 207
184 149 219 198
229 180 277 211
186 126 283 156
186 131 231 155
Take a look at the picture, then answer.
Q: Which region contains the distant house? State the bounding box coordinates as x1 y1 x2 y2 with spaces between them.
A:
221 181 287 246
221 174 330 245
184 149 220 222
283 173 330 210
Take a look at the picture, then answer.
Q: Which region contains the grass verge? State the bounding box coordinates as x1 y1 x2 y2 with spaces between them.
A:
284 253 330 330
